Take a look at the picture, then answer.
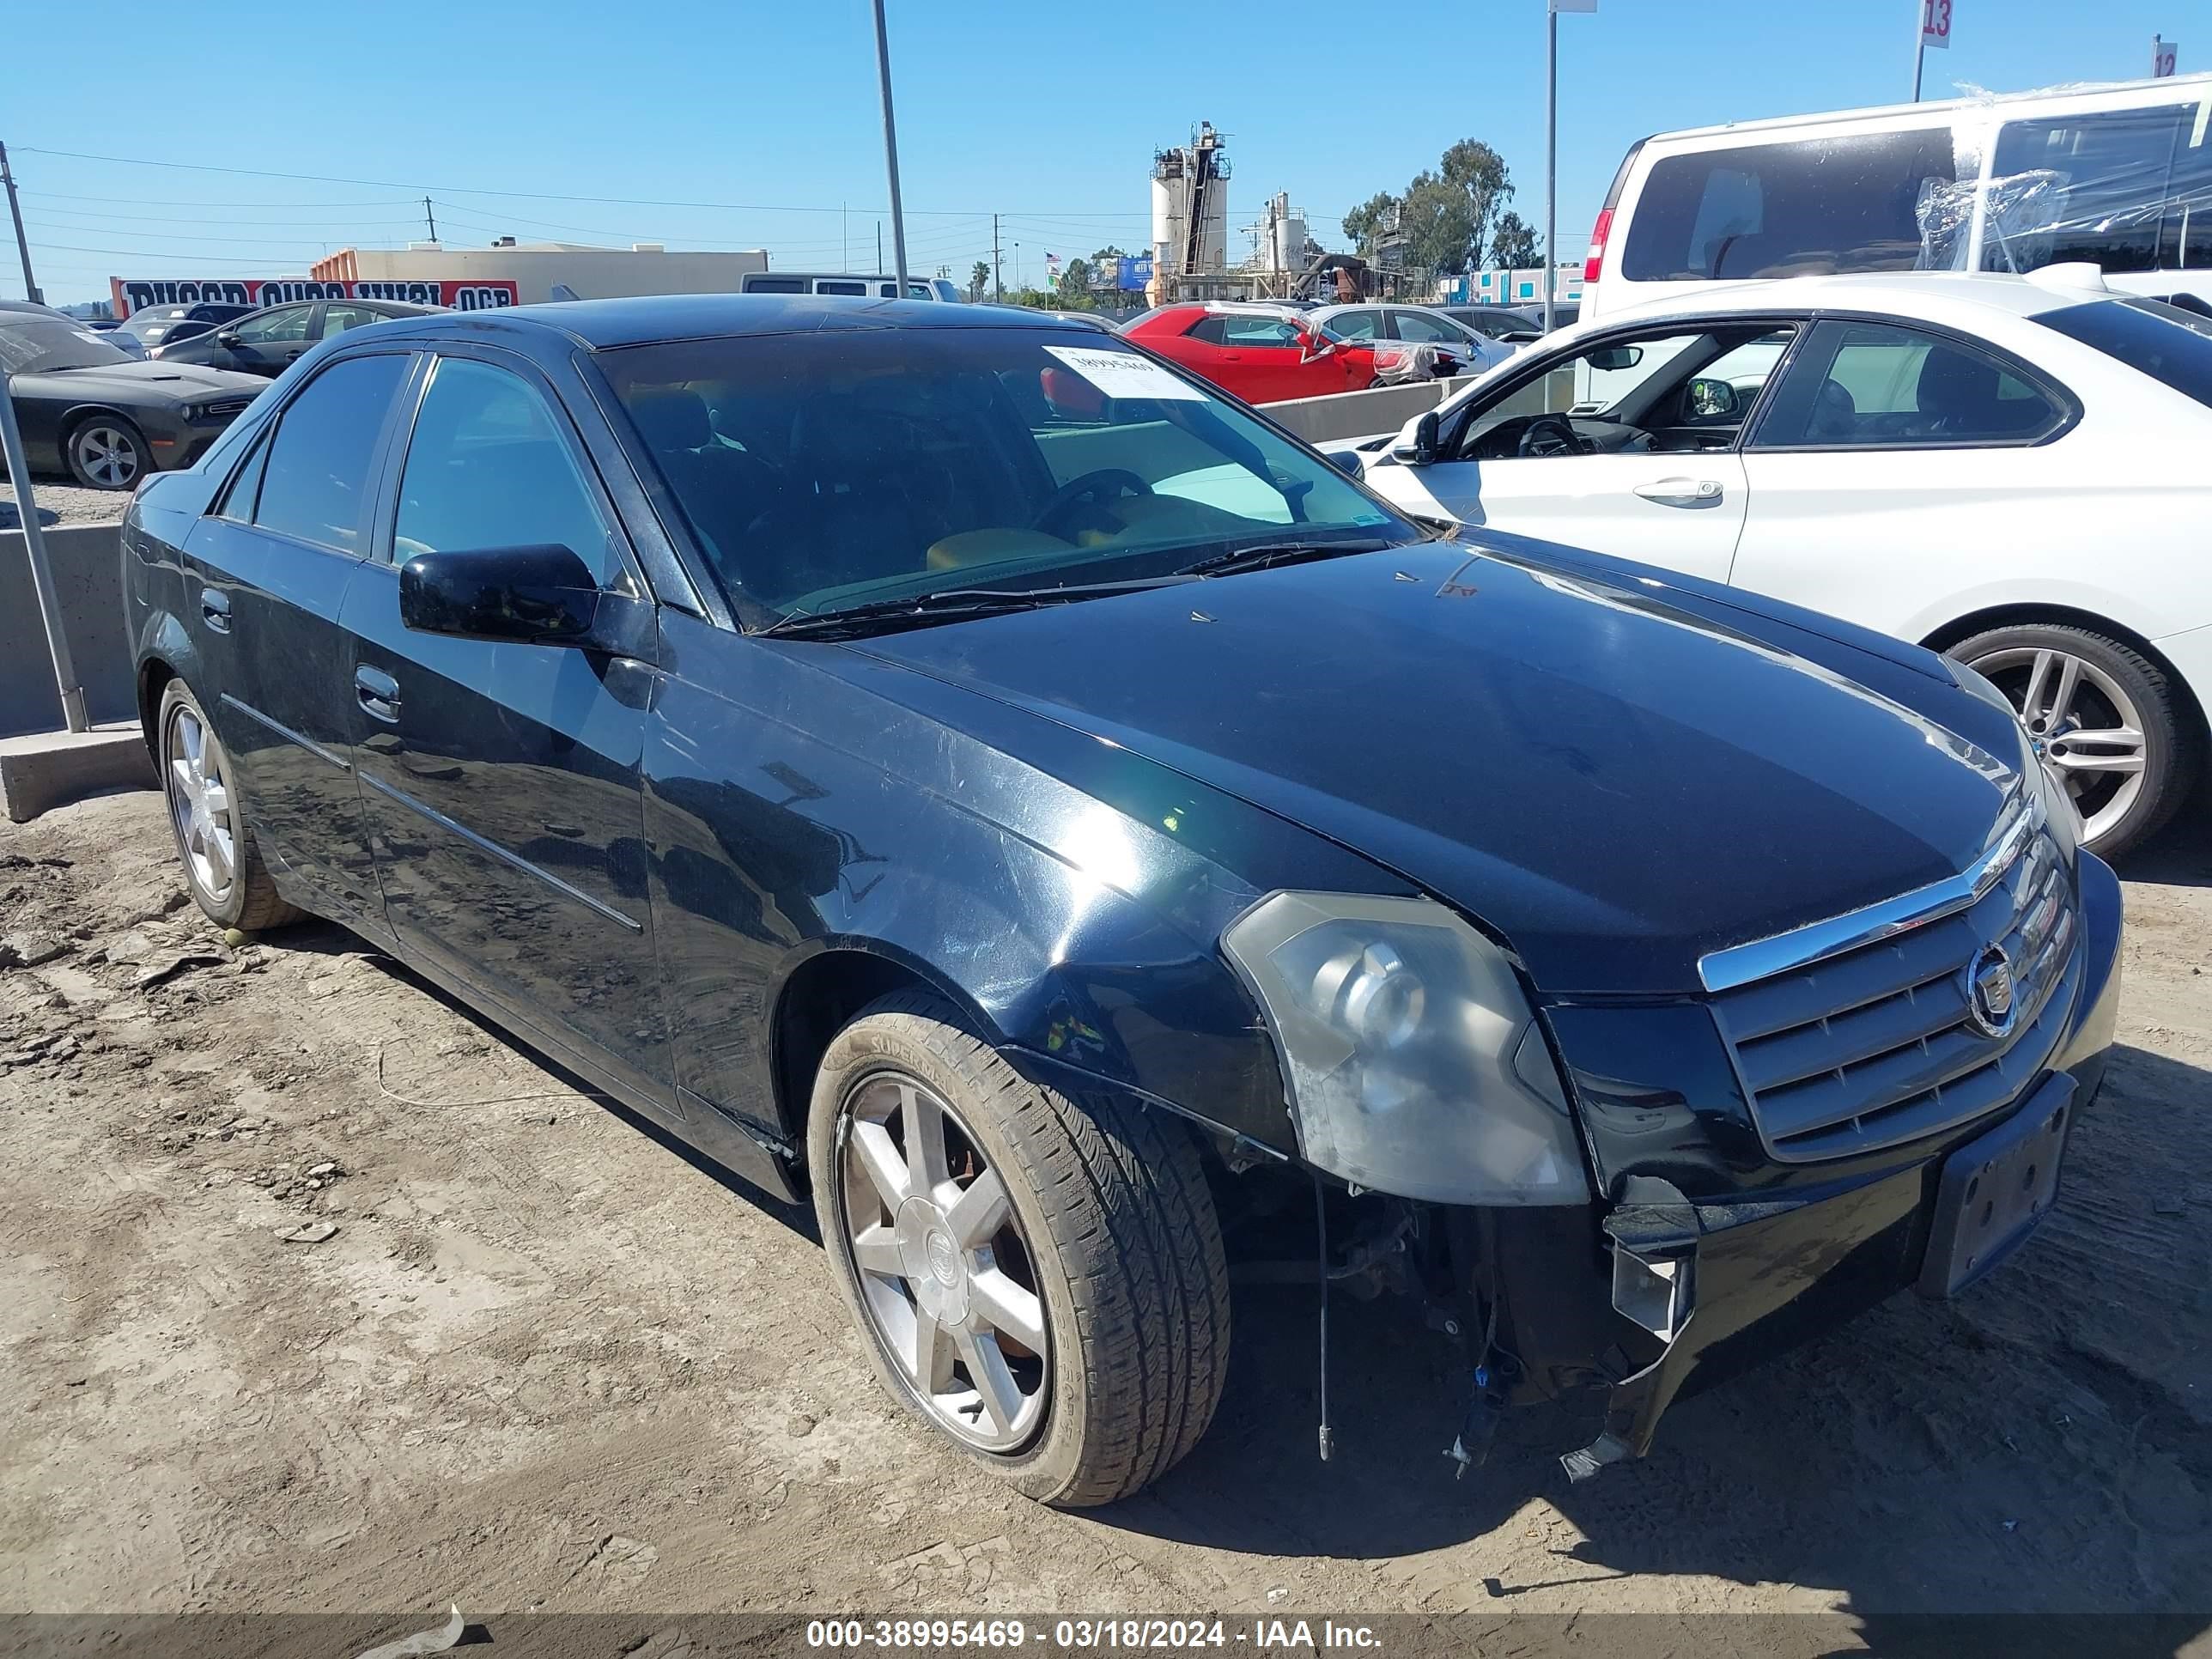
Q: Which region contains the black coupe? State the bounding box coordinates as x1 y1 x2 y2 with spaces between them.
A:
1 304 267 489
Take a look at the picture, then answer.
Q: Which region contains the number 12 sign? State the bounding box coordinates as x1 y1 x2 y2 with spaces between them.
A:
1923 0 1954 50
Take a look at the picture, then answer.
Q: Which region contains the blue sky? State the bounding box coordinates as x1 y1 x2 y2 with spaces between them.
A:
3 0 2196 305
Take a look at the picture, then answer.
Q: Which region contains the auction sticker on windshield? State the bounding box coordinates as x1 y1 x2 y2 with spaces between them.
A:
1045 344 1207 401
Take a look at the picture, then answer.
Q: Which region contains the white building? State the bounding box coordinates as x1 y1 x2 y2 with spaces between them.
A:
311 240 771 306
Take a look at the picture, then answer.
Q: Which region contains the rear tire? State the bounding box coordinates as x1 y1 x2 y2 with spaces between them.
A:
158 679 304 932
807 990 1231 1507
1948 623 2197 860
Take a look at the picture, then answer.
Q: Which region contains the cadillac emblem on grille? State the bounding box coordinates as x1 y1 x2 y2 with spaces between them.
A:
1968 944 2017 1038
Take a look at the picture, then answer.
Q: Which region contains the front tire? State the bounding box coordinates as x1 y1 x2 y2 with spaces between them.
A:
807 991 1231 1507
158 679 303 932
1948 624 2197 859
65 414 150 490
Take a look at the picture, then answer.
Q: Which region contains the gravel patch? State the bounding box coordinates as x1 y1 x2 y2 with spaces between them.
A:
1 479 129 531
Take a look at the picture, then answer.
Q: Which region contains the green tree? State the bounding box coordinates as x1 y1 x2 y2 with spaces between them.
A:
969 260 991 299
1400 172 1478 275
1060 256 1094 295
1091 244 1127 265
1439 138 1515 267
1489 211 1540 270
1340 191 1401 256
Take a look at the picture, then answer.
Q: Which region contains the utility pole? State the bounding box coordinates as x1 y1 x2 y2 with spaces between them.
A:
993 214 1003 301
0 375 84 730
877 222 884 274
422 196 438 241
869 0 910 296
1544 0 1596 333
1 143 41 304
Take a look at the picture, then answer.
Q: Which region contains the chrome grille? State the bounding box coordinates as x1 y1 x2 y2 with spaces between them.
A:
1712 828 2079 1163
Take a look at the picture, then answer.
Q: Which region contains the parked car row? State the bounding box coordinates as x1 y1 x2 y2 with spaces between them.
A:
1119 301 1495 405
122 290 2121 1512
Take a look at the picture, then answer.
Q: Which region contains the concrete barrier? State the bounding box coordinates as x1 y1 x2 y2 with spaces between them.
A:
2 521 137 740
1262 379 1450 447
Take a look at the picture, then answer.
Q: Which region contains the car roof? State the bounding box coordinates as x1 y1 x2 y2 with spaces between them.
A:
378 292 1079 349
1599 270 2108 329
1641 70 2212 145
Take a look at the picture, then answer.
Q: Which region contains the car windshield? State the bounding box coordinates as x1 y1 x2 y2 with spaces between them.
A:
0 317 136 373
599 326 1413 628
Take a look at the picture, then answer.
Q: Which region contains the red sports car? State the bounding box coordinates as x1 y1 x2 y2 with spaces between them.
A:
1121 303 1391 404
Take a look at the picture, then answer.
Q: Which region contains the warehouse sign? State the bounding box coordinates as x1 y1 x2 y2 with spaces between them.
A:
109 277 520 319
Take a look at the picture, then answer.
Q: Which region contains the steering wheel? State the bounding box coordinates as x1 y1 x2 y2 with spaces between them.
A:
1034 468 1153 537
1517 416 1592 459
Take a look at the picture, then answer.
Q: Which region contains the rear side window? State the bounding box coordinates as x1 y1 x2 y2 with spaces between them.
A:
252 354 408 552
744 276 807 294
2035 297 2212 410
815 281 868 295
1754 321 2062 448
1985 103 2212 274
394 358 617 580
1621 129 1960 282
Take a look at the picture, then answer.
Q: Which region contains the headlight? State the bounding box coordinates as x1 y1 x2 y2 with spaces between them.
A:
177 402 204 422
1222 891 1591 1206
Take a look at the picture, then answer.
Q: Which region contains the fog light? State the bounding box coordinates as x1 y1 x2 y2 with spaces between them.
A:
1612 1245 1694 1343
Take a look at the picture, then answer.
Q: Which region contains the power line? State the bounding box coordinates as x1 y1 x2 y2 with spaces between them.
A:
15 145 1158 223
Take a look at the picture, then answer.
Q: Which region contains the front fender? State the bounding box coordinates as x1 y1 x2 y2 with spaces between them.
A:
646 613 1409 1163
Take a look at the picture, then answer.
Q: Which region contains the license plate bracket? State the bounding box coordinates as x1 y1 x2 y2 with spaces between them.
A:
1916 1073 2075 1298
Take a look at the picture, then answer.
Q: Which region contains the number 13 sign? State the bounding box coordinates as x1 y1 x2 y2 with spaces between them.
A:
1922 0 1954 50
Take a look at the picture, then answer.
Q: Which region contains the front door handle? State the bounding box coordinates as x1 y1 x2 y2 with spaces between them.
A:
355 665 402 724
1633 477 1724 507
199 587 231 633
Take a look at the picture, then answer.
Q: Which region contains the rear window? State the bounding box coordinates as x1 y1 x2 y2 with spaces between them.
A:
2035 297 2212 410
1620 128 1961 282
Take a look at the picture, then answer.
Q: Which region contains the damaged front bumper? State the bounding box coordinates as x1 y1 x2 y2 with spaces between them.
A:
1460 848 2124 1481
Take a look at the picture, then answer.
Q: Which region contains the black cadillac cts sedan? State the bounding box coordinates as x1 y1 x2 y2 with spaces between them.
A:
123 295 2121 1504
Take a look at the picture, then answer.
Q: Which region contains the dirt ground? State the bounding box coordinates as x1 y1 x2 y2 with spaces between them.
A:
1 480 128 532
2 787 2209 1638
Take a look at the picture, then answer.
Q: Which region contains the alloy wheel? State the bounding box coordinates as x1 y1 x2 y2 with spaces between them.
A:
1967 645 2147 844
166 704 237 907
71 422 143 489
836 1070 1050 1453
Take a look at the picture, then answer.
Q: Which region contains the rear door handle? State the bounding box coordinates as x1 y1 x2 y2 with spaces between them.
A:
354 665 402 724
1633 477 1724 507
199 587 231 633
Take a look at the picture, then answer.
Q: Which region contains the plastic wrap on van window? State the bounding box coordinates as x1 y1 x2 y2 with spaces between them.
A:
1915 83 2212 278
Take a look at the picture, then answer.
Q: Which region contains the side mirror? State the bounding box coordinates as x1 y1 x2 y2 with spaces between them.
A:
1300 331 1336 361
1686 376 1741 419
1390 410 1442 466
399 544 602 646
214 331 243 349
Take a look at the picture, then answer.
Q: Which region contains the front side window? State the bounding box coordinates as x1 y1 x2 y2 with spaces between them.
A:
1620 128 1961 282
1754 321 2061 448
1326 310 1382 340
232 306 315 345
1446 325 1792 460
598 329 1409 625
1985 104 2211 275
393 358 616 579
252 354 409 552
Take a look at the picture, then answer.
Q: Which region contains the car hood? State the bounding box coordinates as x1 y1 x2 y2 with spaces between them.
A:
20 362 264 404
854 538 2027 995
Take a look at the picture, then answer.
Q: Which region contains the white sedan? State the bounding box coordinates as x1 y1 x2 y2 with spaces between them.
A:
1346 268 2212 856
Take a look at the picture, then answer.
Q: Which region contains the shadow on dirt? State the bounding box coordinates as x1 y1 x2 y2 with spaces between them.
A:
1100 1039 2212 1632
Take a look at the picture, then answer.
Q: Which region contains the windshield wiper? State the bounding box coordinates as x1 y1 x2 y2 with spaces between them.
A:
1176 536 1398 580
755 574 1196 640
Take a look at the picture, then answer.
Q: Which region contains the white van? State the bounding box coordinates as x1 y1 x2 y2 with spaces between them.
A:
738 271 964 302
1584 73 2212 321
